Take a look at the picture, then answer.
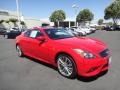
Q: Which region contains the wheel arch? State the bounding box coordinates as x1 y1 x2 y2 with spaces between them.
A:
55 52 71 63
55 51 78 73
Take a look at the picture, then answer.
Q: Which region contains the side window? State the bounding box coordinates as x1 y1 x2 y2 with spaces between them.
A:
29 30 38 38
24 30 31 37
36 31 44 37
24 30 44 38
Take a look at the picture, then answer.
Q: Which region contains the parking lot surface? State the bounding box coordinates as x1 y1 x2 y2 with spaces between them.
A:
0 30 120 90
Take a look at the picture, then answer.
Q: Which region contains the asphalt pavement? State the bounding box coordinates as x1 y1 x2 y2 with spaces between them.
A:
0 30 120 90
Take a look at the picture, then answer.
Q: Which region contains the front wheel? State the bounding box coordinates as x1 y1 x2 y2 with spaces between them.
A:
57 54 77 78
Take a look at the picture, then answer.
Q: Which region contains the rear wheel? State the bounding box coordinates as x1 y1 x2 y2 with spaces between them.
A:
16 45 23 57
57 54 77 78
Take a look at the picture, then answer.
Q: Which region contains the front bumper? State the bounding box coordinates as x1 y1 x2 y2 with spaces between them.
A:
77 56 111 77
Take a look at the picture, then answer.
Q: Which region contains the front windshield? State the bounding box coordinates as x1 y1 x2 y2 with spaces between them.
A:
45 29 74 39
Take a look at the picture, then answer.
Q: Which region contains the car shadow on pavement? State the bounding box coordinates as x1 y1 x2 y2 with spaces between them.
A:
24 56 108 82
25 56 57 71
77 70 108 82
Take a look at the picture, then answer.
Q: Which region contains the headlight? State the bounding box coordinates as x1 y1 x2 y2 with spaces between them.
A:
74 49 95 59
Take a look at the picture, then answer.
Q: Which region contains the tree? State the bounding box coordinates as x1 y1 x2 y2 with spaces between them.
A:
98 19 103 25
0 20 4 24
116 0 120 1
20 21 27 29
20 21 25 25
9 18 18 27
107 22 113 26
104 0 120 25
0 20 5 29
5 20 9 24
76 9 94 25
49 10 66 27
5 20 11 29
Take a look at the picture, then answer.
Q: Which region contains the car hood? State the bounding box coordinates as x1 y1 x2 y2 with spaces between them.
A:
55 37 107 53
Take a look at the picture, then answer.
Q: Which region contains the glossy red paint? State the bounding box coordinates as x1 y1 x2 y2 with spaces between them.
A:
16 27 111 77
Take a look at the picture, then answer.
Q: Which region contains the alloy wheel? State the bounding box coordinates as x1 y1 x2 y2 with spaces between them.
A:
57 55 76 78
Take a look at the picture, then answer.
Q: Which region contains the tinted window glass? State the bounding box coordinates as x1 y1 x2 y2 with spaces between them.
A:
24 30 31 37
45 29 74 39
36 31 44 37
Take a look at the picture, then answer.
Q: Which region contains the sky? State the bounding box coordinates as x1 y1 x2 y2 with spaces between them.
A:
0 0 112 21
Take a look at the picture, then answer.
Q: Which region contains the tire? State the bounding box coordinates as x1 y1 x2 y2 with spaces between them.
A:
4 34 9 39
57 54 77 78
16 45 23 57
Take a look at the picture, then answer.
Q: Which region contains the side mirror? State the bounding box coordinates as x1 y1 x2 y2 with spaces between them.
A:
36 36 46 41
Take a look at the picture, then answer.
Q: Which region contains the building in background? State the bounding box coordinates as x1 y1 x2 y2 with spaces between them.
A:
1 9 114 29
0 9 54 29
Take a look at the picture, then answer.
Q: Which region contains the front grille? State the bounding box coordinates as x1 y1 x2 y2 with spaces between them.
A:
99 49 109 58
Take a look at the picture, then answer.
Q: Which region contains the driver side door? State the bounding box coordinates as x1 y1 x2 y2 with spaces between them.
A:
26 30 51 63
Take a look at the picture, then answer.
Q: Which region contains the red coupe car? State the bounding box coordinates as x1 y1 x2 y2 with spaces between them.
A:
16 27 111 78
